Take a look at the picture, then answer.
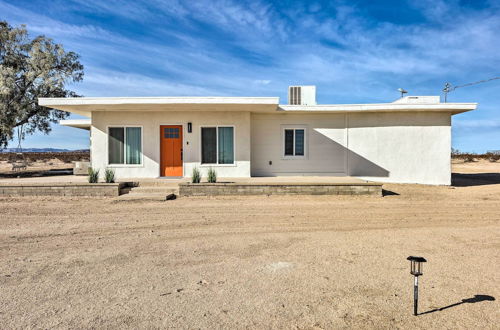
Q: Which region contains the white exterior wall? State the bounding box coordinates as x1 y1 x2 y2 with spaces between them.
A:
89 109 452 184
251 112 451 184
347 112 451 185
251 113 347 176
91 111 251 178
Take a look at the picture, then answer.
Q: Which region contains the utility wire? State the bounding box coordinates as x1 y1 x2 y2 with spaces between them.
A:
443 76 500 102
449 76 500 91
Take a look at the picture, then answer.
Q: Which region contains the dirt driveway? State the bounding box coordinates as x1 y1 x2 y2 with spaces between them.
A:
0 161 499 329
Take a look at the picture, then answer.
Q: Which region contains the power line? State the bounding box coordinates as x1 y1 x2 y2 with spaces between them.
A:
443 76 500 102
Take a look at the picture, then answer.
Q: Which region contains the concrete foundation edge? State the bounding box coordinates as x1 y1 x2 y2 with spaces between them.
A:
179 183 382 196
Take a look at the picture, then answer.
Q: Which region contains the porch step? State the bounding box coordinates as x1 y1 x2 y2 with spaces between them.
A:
126 186 178 194
118 179 185 187
117 182 179 201
116 192 176 202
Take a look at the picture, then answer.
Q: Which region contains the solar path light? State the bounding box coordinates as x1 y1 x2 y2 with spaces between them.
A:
407 256 427 316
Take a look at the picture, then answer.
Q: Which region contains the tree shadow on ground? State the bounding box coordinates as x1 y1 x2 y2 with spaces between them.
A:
452 173 500 187
419 295 495 315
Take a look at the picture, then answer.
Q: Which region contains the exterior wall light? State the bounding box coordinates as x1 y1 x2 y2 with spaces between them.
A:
407 256 427 316
187 122 192 133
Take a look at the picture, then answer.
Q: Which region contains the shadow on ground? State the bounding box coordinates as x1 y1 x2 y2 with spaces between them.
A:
452 173 500 187
382 189 399 196
420 295 495 315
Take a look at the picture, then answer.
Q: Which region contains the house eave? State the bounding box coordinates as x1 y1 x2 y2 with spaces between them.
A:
278 103 477 115
59 119 91 130
39 97 280 116
39 97 477 116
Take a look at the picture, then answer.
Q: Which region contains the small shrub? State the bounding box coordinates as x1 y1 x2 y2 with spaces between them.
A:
88 167 99 183
104 168 115 183
207 167 217 183
192 167 201 183
463 155 475 163
451 148 462 158
488 154 500 162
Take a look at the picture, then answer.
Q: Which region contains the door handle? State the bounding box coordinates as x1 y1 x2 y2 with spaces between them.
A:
181 148 183 161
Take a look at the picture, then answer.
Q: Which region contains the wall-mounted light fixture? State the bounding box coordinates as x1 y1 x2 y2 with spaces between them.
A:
187 122 192 133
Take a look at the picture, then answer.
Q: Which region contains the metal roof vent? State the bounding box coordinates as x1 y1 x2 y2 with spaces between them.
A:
288 86 316 105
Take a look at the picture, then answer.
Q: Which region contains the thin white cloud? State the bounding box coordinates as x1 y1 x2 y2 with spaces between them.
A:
254 80 271 85
453 119 500 129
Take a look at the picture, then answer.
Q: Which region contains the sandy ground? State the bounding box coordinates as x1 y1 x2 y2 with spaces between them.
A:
0 161 499 329
0 159 72 174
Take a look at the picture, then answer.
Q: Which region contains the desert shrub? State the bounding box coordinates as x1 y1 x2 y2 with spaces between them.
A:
104 168 115 183
207 167 217 183
0 151 90 162
487 153 500 162
451 148 462 158
191 167 201 183
463 155 475 163
88 167 99 183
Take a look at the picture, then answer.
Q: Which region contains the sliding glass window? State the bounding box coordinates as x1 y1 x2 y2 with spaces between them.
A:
284 128 305 157
201 126 234 164
108 126 142 165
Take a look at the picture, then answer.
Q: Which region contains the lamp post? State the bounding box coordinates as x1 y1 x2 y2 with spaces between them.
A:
407 256 427 316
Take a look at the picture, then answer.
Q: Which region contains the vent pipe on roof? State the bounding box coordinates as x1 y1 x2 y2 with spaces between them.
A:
288 86 316 105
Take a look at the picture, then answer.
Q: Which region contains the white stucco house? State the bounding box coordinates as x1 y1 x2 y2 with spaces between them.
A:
38 86 476 185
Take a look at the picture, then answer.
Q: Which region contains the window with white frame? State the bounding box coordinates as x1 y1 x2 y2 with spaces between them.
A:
284 128 305 157
201 126 234 164
108 127 142 165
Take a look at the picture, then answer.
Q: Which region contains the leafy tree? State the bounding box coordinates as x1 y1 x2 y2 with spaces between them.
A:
0 21 84 147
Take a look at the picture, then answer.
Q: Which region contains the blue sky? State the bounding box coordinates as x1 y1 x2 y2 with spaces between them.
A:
2 0 499 152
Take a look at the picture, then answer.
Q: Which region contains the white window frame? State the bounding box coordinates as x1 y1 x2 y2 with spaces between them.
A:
282 127 307 159
107 125 144 167
199 125 236 167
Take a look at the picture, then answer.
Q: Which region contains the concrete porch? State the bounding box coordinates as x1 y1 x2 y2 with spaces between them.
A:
178 177 381 197
0 175 382 198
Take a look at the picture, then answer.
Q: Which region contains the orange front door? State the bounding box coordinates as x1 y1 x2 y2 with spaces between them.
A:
160 125 183 177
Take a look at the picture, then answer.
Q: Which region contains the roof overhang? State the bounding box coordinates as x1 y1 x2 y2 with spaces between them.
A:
39 97 477 117
39 97 280 116
59 119 91 130
279 103 477 115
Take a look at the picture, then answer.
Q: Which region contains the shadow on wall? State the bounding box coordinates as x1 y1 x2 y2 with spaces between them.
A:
347 148 389 177
313 128 389 177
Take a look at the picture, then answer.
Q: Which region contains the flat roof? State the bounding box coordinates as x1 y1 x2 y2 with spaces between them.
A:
59 119 91 130
279 103 477 115
39 96 477 117
39 97 280 116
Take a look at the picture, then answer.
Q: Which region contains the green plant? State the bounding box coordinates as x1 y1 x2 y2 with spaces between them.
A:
88 167 99 183
192 167 201 183
207 167 217 183
104 168 115 183
0 21 84 148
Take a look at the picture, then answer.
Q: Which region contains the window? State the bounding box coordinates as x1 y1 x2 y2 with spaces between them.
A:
164 127 180 139
108 127 142 165
201 126 234 164
284 128 305 157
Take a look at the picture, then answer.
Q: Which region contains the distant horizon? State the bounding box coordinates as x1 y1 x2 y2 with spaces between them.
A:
0 147 90 152
2 0 500 152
